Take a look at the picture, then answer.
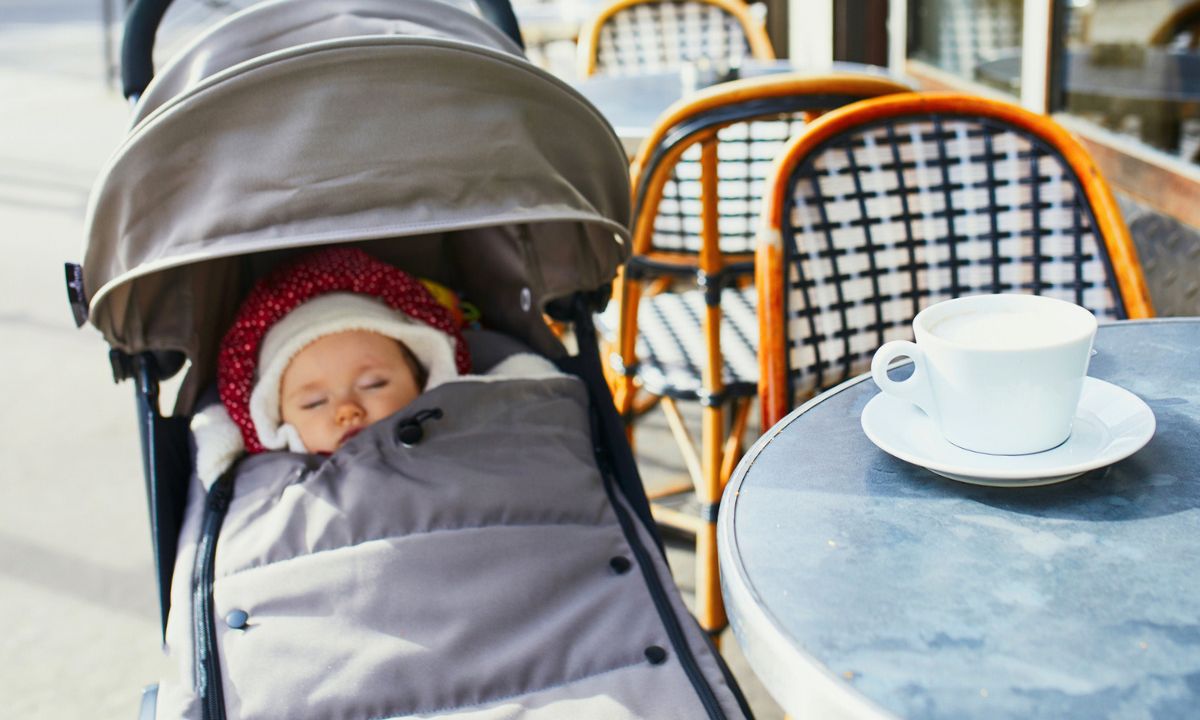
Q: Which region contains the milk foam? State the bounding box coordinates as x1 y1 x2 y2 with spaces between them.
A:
929 310 1069 349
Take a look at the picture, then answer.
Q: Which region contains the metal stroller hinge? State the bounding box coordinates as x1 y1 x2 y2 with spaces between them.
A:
110 349 134 383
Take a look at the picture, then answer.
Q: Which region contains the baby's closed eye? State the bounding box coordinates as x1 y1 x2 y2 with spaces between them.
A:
359 375 389 390
299 395 329 410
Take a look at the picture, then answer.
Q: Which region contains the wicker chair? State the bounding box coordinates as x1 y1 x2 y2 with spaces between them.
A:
576 0 774 78
603 72 912 637
756 92 1154 430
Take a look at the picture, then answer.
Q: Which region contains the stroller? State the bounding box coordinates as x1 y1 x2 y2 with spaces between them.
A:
72 0 754 718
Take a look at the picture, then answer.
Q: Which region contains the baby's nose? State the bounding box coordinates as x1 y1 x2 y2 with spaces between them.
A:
335 402 366 425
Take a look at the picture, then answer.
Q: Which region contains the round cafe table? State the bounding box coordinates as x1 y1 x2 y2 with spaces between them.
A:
571 61 907 156
718 319 1200 719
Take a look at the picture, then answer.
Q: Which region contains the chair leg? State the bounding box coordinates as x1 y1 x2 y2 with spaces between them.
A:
719 397 753 484
612 371 638 446
631 390 662 418
599 337 620 395
650 398 705 533
695 397 751 639
695 508 725 641
660 396 704 489
695 401 727 636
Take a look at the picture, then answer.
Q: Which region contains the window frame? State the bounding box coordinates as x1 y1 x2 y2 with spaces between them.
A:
888 0 1200 227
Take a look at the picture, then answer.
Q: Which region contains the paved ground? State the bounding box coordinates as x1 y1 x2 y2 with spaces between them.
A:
1 4 174 719
0 1 781 717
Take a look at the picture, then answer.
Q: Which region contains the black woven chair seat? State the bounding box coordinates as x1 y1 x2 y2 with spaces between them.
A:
601 284 759 399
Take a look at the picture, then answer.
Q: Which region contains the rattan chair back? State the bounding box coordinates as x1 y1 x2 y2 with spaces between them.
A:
619 74 915 398
577 0 773 78
757 93 1154 427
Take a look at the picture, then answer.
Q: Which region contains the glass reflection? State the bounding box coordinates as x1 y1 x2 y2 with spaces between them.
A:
1058 0 1200 164
908 0 1024 95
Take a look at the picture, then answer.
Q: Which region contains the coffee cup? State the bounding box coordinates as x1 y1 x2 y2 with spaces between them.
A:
870 294 1098 455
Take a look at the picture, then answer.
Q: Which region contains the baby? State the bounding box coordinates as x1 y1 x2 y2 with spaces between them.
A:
192 246 545 479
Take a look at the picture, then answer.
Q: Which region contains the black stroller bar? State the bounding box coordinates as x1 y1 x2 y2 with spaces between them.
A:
126 351 192 636
121 0 173 101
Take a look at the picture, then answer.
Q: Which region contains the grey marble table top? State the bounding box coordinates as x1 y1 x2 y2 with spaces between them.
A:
570 61 906 155
719 319 1200 720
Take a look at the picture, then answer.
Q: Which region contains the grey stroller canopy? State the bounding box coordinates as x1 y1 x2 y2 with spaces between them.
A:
80 0 631 411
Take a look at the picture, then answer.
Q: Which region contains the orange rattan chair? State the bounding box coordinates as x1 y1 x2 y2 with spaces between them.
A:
576 0 774 78
603 72 912 637
756 92 1154 430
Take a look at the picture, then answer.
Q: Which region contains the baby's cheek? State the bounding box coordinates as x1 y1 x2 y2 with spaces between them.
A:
305 427 338 454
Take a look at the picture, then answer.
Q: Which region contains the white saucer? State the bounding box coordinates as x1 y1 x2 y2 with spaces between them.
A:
860 377 1156 487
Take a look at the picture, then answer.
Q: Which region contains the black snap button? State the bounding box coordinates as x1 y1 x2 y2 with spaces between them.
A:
225 609 249 630
609 556 632 574
396 408 443 447
396 422 424 447
644 645 667 665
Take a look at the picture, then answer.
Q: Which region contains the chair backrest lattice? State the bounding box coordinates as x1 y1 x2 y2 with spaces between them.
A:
632 78 916 265
651 113 809 255
579 0 773 78
596 1 751 76
772 111 1141 410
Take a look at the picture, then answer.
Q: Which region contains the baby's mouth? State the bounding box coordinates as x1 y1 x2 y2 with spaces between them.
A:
339 427 363 446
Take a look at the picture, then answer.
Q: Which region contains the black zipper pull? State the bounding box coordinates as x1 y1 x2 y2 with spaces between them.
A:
396 408 444 447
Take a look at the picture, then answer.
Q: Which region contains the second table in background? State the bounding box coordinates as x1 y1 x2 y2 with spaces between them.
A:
571 60 908 156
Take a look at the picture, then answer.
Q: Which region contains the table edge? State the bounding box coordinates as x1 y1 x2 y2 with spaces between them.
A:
716 318 1198 718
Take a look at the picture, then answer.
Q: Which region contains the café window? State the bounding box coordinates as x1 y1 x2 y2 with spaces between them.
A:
893 0 1200 316
1054 0 1200 164
902 0 1200 167
907 0 1025 96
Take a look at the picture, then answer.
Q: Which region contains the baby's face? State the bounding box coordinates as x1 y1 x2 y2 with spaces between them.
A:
279 330 422 454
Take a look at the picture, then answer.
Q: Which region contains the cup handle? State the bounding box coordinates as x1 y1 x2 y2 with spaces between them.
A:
871 340 937 421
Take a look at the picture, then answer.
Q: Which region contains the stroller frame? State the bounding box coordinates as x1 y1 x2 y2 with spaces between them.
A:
81 1 755 718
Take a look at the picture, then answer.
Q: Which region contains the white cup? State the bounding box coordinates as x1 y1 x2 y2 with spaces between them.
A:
870 294 1098 455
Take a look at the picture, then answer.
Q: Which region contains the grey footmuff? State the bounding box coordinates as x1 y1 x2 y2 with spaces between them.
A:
155 376 748 719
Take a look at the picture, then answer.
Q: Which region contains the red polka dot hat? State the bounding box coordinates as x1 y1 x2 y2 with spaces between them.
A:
217 246 471 454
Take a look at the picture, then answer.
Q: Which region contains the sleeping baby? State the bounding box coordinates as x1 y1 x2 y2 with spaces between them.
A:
191 245 554 477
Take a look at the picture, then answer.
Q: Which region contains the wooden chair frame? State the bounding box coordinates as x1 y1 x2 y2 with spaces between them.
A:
611 73 913 637
756 92 1155 430
576 0 775 78
1149 1 1200 48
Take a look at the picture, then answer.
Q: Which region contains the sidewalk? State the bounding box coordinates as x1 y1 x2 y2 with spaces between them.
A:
0 2 780 717
0 4 171 719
